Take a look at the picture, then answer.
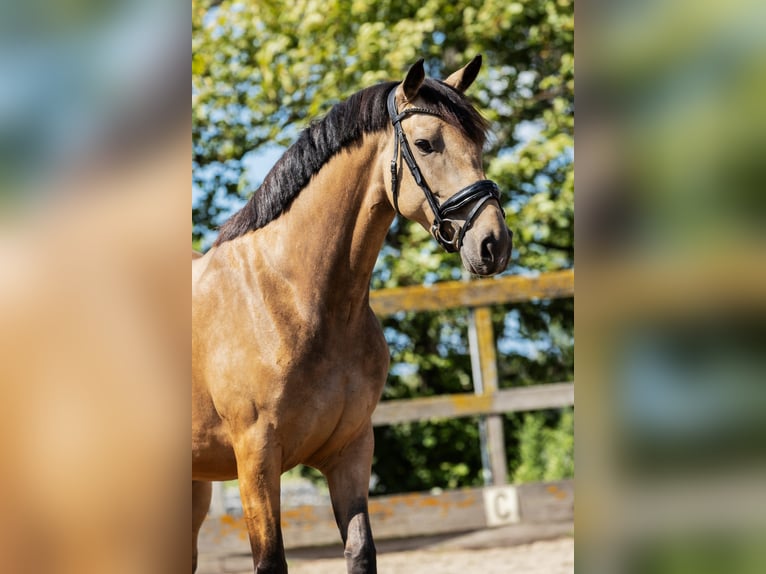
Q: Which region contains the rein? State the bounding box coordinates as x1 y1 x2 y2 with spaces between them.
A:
387 87 504 253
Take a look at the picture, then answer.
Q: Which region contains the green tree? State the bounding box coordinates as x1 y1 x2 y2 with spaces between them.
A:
193 0 574 492
512 408 574 483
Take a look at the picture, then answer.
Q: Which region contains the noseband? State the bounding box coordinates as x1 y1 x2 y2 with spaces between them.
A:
387 87 504 253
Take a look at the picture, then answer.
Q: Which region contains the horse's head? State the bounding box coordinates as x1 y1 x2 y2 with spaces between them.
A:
384 56 513 276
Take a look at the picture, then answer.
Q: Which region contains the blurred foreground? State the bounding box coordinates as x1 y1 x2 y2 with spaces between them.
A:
0 1 189 572
577 0 766 572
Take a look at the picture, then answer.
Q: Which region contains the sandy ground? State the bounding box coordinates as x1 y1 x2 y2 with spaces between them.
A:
201 524 574 574
285 537 574 574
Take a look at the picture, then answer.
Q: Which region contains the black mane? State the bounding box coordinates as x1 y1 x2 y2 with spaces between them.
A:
213 79 488 246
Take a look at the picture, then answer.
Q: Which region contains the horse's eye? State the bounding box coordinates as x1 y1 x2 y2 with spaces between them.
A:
414 139 434 154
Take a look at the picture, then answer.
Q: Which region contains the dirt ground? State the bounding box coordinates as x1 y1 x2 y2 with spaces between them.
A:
286 537 574 574
201 523 574 574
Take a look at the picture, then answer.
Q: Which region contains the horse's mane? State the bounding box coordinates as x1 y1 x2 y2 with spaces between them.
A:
213 79 489 246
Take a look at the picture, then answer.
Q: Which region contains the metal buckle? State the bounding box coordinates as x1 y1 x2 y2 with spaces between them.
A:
432 220 461 253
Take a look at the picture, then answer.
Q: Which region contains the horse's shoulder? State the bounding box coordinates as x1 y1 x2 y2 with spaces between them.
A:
192 248 227 297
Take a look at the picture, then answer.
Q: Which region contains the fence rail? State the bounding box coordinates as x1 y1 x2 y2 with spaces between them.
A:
372 381 575 426
369 268 574 314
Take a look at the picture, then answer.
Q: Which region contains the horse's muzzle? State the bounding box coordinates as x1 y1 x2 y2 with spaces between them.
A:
461 226 512 276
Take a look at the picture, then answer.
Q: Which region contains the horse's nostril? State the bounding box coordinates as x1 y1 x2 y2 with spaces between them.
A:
480 237 495 263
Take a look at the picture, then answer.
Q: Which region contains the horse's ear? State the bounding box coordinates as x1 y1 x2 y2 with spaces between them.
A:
444 55 483 93
402 58 426 101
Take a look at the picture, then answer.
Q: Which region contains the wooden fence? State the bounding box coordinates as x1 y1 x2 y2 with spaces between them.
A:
370 269 574 486
200 269 575 553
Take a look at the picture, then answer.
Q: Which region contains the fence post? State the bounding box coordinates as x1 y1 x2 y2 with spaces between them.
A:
468 306 508 486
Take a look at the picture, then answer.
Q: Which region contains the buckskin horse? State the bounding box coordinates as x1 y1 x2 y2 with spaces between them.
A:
192 56 513 573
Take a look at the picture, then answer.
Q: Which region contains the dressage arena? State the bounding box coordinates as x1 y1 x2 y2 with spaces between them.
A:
195 271 575 572
200 522 573 574
285 537 574 574
245 534 572 574
197 476 574 573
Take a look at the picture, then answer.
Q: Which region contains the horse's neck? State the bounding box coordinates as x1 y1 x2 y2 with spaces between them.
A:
227 133 393 319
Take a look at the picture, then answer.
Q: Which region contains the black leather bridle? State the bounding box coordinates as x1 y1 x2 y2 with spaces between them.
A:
387 87 504 253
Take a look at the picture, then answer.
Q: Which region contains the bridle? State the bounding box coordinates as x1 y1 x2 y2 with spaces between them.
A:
387 86 504 253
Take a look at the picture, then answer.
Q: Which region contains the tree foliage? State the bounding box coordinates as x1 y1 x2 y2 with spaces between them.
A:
192 0 574 492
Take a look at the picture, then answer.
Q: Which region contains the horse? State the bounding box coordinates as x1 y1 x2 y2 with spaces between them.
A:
192 56 513 573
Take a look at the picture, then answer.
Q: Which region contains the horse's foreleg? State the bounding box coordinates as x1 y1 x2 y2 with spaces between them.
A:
192 480 212 573
323 426 377 574
233 429 287 574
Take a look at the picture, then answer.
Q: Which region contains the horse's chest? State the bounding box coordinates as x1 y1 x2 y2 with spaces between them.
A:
282 341 385 416
277 316 387 386
275 326 388 466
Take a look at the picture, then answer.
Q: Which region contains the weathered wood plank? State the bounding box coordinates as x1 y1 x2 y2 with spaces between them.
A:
371 383 574 427
198 481 574 553
369 269 574 316
369 488 488 540
468 307 508 485
472 307 499 394
198 488 488 552
517 480 574 523
486 416 508 486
